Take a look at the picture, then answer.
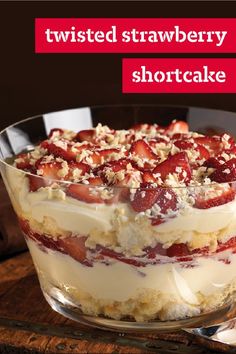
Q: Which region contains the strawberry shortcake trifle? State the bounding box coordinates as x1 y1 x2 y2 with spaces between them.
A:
5 120 236 322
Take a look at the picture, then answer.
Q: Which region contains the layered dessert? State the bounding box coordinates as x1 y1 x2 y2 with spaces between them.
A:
5 120 236 321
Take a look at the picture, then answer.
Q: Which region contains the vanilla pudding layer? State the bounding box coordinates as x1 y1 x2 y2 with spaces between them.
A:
5 166 236 255
27 237 236 321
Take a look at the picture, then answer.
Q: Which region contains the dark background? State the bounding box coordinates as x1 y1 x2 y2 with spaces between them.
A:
1 0 236 130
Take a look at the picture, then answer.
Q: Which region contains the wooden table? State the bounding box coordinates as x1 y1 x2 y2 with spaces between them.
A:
0 252 234 353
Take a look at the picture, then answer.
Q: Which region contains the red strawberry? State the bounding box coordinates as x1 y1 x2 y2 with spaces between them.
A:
174 140 193 150
223 146 236 155
151 189 178 225
166 243 190 258
197 144 210 160
204 157 223 169
67 183 104 203
46 142 83 161
142 171 157 183
67 161 90 179
130 184 162 212
88 176 103 185
193 136 222 154
153 152 191 183
171 133 191 140
194 188 235 209
165 121 189 134
94 158 134 179
59 236 88 263
90 148 120 165
28 175 46 192
15 153 31 170
28 161 63 191
145 243 167 258
48 128 64 138
130 123 151 131
210 158 236 183
130 140 157 160
174 140 210 161
76 129 95 143
149 138 169 147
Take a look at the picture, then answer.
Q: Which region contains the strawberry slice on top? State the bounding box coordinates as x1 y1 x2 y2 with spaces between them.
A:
45 141 86 161
153 152 192 183
209 158 236 183
89 148 120 165
48 128 64 138
29 161 64 192
174 140 210 161
194 187 235 209
76 129 96 143
67 181 104 204
130 184 162 212
193 136 222 155
131 184 178 225
151 189 178 226
130 140 157 160
15 153 32 171
165 121 189 134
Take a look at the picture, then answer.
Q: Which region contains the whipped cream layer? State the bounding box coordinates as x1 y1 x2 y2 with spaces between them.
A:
5 165 236 252
27 238 236 320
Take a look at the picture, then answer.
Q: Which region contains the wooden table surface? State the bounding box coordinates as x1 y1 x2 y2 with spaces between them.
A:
0 251 234 354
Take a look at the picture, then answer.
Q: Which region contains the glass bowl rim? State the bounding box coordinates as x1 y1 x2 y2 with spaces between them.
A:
0 103 235 190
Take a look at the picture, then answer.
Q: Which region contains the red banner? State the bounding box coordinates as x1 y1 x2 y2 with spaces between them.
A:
122 58 236 93
35 18 236 53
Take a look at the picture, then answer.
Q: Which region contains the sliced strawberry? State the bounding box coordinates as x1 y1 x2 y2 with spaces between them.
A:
151 189 178 226
28 175 46 192
149 138 169 147
204 157 222 169
48 128 64 138
67 161 90 179
46 142 80 161
153 152 191 183
90 148 120 165
130 140 157 160
130 184 162 212
76 129 95 143
224 146 236 155
174 140 193 150
59 236 88 263
37 161 63 179
210 158 236 183
15 153 31 170
171 133 191 140
88 176 103 185
193 136 222 154
174 140 210 161
194 188 235 209
67 183 104 203
166 243 190 258
165 121 189 134
145 243 167 258
130 123 151 131
197 144 210 160
142 171 157 183
94 158 134 180
28 161 63 191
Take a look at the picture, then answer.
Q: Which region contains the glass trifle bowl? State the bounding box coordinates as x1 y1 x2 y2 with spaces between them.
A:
1 104 236 332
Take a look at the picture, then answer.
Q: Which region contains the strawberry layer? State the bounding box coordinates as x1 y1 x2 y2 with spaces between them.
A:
20 218 236 267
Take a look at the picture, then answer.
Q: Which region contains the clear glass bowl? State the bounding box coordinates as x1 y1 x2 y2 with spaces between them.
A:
1 104 236 332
